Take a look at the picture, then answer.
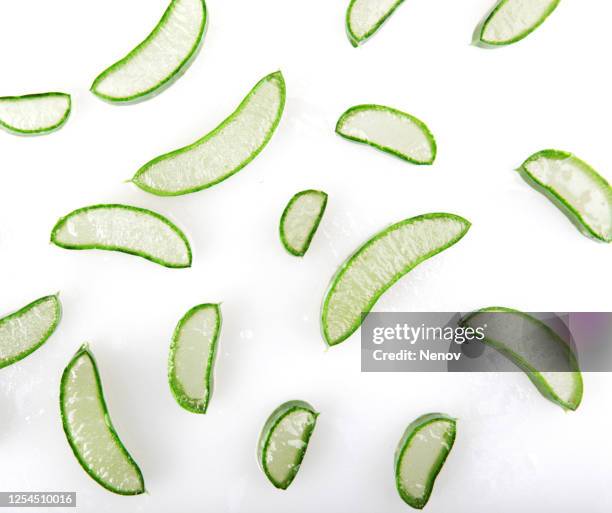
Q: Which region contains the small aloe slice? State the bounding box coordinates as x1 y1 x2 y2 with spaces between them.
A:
460 307 583 410
280 190 328 256
336 105 436 165
60 345 145 495
395 413 456 509
51 204 192 268
0 295 61 369
519 150 612 243
91 0 207 102
257 400 318 490
476 0 560 46
322 213 470 346
132 71 286 196
0 93 71 135
168 303 221 413
346 0 406 46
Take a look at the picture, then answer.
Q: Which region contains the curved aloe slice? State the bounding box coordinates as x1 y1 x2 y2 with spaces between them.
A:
0 295 61 369
336 105 436 165
51 204 192 268
322 213 470 346
91 0 207 102
60 345 145 495
132 71 286 196
280 190 328 256
168 303 221 413
346 0 406 46
395 413 456 509
519 150 612 243
257 400 318 490
476 0 560 47
460 307 583 410
0 93 70 135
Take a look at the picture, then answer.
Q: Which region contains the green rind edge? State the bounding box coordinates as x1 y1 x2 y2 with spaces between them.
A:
321 213 471 347
346 0 407 47
394 413 456 510
59 344 145 495
0 295 62 369
474 0 561 47
50 203 193 268
336 104 437 165
91 0 208 103
460 307 583 411
168 303 222 414
518 149 612 243
257 400 318 490
0 93 71 135
132 71 286 196
279 190 328 257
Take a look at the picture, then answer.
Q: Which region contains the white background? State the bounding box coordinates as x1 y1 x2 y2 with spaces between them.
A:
0 1 610 512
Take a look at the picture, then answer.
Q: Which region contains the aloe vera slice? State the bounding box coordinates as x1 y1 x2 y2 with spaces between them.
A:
476 0 560 46
0 93 70 135
460 307 583 410
519 150 612 243
60 345 145 495
336 105 436 165
91 0 207 102
51 204 192 268
0 295 61 369
132 71 286 196
257 400 318 490
322 213 470 347
168 304 221 413
279 190 328 256
395 413 456 509
346 0 406 46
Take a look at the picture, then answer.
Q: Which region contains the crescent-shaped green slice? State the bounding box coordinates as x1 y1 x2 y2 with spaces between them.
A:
279 190 328 256
0 93 71 135
60 345 145 495
0 295 61 369
168 303 221 413
91 0 206 103
346 0 407 46
460 307 583 410
336 105 436 165
257 400 318 490
132 71 286 196
519 150 611 243
395 413 456 509
321 213 470 346
476 0 560 46
51 204 192 268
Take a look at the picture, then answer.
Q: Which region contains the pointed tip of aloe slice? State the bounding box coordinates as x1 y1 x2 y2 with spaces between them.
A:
90 83 108 101
75 342 91 356
322 328 340 348
472 32 492 48
270 71 286 90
